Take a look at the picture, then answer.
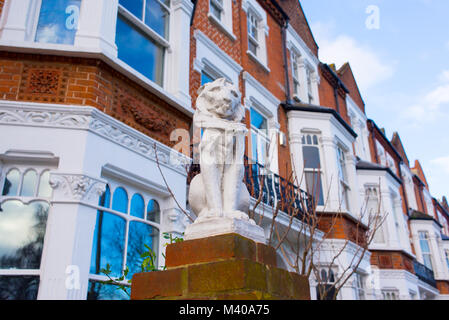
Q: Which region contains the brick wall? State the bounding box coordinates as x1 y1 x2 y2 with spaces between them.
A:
317 212 368 247
370 250 414 273
0 52 191 148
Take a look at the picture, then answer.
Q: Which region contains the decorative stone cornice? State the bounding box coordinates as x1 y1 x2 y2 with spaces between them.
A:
0 101 190 176
49 173 106 205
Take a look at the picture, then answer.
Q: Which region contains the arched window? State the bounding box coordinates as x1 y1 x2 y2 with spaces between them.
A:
38 171 53 198
112 187 128 214
89 183 162 300
21 170 38 197
2 169 20 196
147 199 161 223
130 194 145 219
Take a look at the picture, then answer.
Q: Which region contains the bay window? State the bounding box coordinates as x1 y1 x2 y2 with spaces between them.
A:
116 0 170 86
88 183 161 300
302 134 324 206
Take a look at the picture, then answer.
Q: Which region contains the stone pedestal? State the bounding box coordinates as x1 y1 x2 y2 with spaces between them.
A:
131 233 310 300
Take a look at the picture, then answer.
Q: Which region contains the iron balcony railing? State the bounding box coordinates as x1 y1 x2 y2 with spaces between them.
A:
187 157 313 221
413 259 437 288
243 156 312 220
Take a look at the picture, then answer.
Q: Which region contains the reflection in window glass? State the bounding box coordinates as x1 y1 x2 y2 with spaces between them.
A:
112 187 128 214
119 0 144 19
2 169 20 196
201 71 215 85
147 199 160 223
87 280 129 300
303 146 321 169
35 0 81 45
0 201 49 269
130 194 145 219
0 276 40 300
126 221 159 278
250 108 267 133
90 212 126 277
37 171 53 198
21 170 38 197
116 16 165 86
145 0 170 39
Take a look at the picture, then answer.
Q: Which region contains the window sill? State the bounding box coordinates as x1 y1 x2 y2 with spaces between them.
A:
208 13 237 42
0 40 194 117
247 50 270 73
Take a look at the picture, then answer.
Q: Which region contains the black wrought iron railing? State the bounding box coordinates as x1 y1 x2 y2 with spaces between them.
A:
413 259 437 288
186 157 313 221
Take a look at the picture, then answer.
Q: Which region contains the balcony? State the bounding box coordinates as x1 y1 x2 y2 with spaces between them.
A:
413 259 437 288
187 157 312 221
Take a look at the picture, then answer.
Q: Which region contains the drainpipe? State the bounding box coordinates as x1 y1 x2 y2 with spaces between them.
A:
281 20 291 104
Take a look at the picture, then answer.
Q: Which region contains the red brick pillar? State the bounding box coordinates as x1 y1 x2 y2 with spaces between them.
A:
131 233 310 300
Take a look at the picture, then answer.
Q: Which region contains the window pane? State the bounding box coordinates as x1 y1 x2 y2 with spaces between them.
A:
305 172 324 206
35 0 81 45
0 201 49 269
0 276 40 300
90 212 126 277
248 39 257 55
201 71 215 85
38 171 53 198
250 108 267 132
116 16 165 86
119 0 143 19
302 146 321 169
146 199 160 223
210 2 222 20
130 194 145 219
126 221 159 278
87 280 129 300
145 0 170 39
112 187 128 214
2 169 20 196
21 170 38 197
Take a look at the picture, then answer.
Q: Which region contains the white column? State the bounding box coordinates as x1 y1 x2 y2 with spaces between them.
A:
166 0 193 106
75 0 118 58
0 0 34 41
346 154 360 218
38 173 105 300
297 57 308 102
311 72 320 105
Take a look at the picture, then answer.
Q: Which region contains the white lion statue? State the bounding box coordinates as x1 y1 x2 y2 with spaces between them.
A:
188 78 253 224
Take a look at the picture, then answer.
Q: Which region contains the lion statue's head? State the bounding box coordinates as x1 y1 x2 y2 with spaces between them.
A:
196 78 244 122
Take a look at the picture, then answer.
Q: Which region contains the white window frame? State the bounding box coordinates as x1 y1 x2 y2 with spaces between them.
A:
291 50 301 97
301 133 325 206
207 0 235 40
353 273 366 300
250 106 270 168
0 159 56 299
382 288 399 300
87 178 163 298
242 0 269 72
336 145 350 212
418 230 434 270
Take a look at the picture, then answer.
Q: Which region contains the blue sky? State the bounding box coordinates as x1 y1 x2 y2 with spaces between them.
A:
300 0 449 200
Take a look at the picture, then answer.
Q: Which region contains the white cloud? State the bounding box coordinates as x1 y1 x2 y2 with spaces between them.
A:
311 22 395 92
431 156 449 175
404 70 449 123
